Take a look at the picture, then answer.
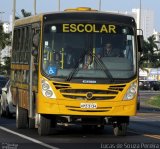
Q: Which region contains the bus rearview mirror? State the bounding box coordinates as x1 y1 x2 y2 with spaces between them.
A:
137 35 144 52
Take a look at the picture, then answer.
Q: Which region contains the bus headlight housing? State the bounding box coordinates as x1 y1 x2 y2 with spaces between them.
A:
123 82 137 100
41 79 56 99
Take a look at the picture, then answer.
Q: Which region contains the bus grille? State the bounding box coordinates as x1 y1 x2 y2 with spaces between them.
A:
60 88 121 100
53 82 126 100
53 82 71 89
108 85 126 91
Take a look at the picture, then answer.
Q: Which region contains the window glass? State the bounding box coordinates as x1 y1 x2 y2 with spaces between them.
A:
42 23 135 80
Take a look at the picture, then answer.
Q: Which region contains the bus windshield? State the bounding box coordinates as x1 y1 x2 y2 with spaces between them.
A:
42 23 136 81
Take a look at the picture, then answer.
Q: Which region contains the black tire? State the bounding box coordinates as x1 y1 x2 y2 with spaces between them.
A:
113 123 128 136
6 106 12 118
16 105 28 129
0 103 5 117
137 101 140 111
28 118 35 129
38 114 51 136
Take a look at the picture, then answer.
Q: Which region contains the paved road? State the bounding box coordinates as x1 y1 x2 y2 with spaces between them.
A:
0 91 160 149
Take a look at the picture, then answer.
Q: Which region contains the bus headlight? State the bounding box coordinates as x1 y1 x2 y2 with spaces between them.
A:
42 83 49 90
123 81 137 100
41 79 56 99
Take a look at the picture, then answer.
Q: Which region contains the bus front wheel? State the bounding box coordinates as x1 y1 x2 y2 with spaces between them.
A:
113 123 128 136
38 114 51 136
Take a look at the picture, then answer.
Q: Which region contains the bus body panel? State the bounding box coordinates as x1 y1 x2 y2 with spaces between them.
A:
37 77 137 116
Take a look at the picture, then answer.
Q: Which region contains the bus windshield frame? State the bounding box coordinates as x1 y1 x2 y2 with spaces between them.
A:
41 20 137 83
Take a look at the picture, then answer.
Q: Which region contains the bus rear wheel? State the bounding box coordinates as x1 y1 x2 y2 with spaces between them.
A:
28 118 35 129
16 105 28 129
38 114 51 136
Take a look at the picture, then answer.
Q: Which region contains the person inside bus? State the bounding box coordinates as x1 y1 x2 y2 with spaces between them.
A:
103 42 124 57
53 52 61 68
64 45 75 68
82 54 94 69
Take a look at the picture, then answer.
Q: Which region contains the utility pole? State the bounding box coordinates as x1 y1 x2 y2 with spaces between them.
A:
12 0 16 39
34 0 36 15
58 0 60 11
0 12 5 22
99 0 101 11
139 0 141 34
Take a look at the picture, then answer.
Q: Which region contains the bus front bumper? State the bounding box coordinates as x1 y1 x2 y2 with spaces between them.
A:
37 99 137 116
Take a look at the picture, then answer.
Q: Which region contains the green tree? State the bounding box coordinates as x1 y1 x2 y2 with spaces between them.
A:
2 57 11 75
139 35 159 68
0 24 11 75
0 25 10 50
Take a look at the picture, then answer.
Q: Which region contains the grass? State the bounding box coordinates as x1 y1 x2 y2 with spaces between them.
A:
147 95 160 107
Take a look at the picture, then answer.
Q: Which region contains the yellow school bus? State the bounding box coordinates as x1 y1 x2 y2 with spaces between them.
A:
11 7 143 136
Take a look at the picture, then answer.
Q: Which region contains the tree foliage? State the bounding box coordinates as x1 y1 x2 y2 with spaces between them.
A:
0 25 11 50
3 57 11 75
0 57 11 75
0 9 32 75
139 35 160 68
0 25 11 75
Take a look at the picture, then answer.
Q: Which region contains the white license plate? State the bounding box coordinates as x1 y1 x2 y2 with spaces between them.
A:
80 103 97 109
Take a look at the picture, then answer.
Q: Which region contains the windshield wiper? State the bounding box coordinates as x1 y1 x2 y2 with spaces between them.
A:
65 50 88 82
90 52 114 83
65 50 114 82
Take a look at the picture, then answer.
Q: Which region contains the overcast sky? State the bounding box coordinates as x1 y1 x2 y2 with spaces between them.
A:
0 0 160 31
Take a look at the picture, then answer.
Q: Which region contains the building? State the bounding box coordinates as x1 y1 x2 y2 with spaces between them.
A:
107 8 154 40
131 9 154 40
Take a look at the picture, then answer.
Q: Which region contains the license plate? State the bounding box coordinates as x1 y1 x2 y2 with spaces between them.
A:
80 103 97 109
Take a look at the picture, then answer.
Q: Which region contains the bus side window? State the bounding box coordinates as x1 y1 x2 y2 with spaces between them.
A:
16 29 21 63
12 29 18 63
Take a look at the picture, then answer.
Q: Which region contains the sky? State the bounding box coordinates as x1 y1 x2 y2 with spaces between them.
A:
0 0 160 31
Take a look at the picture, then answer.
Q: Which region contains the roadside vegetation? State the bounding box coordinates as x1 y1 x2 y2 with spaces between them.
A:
146 95 160 107
139 35 160 69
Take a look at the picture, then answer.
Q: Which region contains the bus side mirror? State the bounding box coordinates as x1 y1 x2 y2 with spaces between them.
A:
137 35 144 52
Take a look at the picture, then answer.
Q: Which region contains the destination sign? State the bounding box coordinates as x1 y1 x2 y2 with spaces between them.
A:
62 24 116 33
47 23 133 35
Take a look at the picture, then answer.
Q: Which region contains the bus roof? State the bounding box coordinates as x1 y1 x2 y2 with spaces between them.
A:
14 10 135 27
14 14 42 26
